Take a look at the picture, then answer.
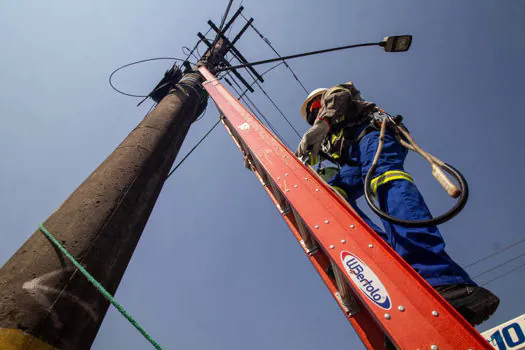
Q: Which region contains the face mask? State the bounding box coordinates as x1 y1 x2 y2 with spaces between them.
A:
306 99 321 125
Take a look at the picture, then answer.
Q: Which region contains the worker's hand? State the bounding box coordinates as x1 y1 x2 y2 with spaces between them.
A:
296 118 330 159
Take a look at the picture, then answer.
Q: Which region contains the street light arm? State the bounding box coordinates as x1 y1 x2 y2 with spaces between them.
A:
215 42 382 72
215 35 412 73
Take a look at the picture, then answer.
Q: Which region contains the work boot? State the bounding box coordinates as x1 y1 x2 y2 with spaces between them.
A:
434 284 500 326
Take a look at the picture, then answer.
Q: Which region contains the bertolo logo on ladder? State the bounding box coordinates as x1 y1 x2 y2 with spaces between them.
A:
341 251 392 310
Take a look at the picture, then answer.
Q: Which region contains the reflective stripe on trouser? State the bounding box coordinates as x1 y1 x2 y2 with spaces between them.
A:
371 170 413 196
327 126 475 287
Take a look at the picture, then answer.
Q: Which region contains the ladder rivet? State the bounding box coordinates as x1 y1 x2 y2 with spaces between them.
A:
368 244 374 248
315 188 320 192
285 189 290 192
304 177 308 180
350 224 355 229
432 311 439 317
285 173 288 176
277 177 280 180
329 245 335 249
398 306 405 312
294 184 298 188
325 220 329 224
341 239 346 244
430 346 438 350
384 313 391 320
315 225 320 229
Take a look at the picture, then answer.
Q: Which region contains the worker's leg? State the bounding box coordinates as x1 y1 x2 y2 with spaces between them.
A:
327 163 388 242
357 129 499 326
357 130 474 286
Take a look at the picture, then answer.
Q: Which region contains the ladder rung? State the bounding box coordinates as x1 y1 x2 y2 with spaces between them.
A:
268 180 290 215
292 208 318 255
332 261 361 316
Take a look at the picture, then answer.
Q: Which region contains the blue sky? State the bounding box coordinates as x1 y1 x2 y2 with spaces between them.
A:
1 1 525 349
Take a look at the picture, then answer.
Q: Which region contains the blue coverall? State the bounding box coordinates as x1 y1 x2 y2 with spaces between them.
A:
327 126 475 287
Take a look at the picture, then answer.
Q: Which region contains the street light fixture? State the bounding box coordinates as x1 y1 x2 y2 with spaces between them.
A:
381 35 412 52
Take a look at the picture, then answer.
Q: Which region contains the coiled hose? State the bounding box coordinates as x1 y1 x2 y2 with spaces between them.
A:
364 118 469 227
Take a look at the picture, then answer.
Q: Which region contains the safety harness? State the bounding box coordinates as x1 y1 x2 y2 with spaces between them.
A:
311 90 469 227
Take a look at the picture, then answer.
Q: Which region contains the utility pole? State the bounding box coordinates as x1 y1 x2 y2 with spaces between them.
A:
0 38 229 350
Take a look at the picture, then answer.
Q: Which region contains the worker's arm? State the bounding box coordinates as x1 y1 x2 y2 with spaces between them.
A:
318 87 354 124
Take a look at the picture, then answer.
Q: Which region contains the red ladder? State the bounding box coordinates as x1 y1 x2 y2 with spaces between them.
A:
198 66 491 349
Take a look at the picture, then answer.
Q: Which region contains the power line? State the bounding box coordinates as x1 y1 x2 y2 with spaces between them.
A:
108 57 191 98
473 251 525 279
253 80 302 139
166 61 285 178
480 260 525 287
241 13 309 94
226 74 289 148
234 58 302 140
465 236 525 269
208 0 234 60
166 119 222 179
218 0 234 33
216 42 381 72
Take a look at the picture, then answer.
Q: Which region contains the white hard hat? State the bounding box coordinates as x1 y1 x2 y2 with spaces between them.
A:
300 88 328 120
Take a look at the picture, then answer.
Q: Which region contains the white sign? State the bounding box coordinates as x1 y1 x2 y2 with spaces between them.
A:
482 314 525 349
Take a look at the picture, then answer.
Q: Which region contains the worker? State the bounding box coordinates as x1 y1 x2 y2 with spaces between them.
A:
296 82 499 326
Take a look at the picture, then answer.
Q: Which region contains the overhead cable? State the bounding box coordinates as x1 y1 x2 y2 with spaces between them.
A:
472 251 525 279
241 13 308 94
465 236 525 269
109 57 192 98
480 260 525 287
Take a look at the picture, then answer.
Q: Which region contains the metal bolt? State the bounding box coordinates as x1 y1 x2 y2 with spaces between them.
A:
304 177 308 180
294 185 298 188
398 306 405 312
285 173 288 176
315 225 320 229
325 220 329 224
315 188 320 192
350 224 355 229
430 345 438 350
384 313 391 320
432 311 439 317
329 245 335 249
368 244 374 248
277 177 280 180
341 239 346 244
285 189 290 192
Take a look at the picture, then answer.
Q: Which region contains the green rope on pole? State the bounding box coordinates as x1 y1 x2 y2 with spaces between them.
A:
38 223 163 350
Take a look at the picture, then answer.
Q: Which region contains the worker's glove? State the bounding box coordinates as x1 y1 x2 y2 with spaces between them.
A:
296 118 330 160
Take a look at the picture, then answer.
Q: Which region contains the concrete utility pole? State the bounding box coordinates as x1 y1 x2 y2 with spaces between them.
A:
0 39 228 349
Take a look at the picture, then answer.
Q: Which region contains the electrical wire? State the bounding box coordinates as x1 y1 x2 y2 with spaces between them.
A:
253 80 302 139
208 0 234 61
165 60 290 179
182 46 200 61
216 42 381 72
182 27 213 64
225 71 288 146
166 119 221 179
480 260 525 287
109 57 193 98
465 236 525 269
241 13 309 94
225 73 289 148
218 0 234 33
234 59 302 140
472 251 525 279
